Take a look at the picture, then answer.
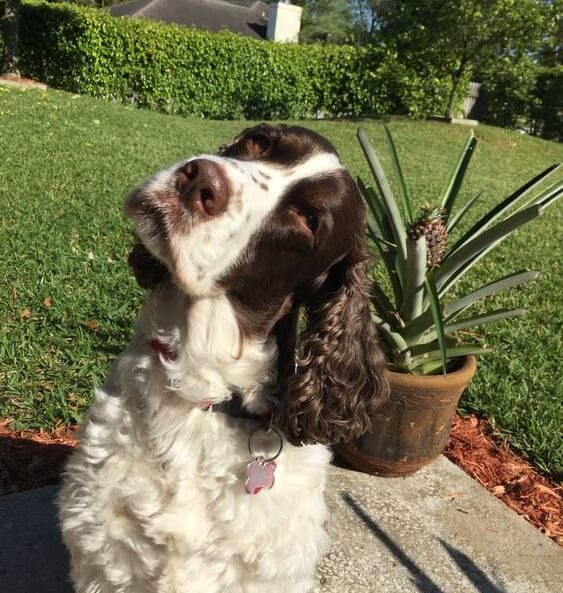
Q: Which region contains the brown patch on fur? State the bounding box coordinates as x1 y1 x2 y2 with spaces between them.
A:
278 232 389 446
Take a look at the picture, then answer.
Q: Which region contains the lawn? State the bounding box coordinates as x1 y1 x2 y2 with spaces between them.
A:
0 86 561 475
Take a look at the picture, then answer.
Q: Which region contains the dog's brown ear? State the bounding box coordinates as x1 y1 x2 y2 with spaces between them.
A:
278 232 388 446
128 242 168 289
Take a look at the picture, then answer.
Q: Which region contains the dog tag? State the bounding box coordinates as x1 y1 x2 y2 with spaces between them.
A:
245 457 276 495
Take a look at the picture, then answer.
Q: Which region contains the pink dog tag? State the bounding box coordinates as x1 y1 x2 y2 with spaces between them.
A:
245 458 277 495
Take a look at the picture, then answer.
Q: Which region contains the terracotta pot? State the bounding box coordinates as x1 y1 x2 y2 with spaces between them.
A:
337 355 477 477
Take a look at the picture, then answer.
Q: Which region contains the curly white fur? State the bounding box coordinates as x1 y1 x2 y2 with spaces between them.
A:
59 283 331 593
59 135 348 593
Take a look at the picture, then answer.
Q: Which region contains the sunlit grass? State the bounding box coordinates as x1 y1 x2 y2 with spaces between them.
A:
0 86 561 474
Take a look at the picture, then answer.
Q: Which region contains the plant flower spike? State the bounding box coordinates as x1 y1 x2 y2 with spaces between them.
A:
357 126 562 375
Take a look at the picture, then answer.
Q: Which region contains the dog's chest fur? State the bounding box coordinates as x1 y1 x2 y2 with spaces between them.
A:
59 284 330 593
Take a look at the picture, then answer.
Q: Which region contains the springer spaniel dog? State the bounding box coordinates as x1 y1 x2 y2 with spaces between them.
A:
59 124 388 593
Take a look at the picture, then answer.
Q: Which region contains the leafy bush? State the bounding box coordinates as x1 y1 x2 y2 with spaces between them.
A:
1 1 454 119
530 66 562 142
476 56 539 129
475 60 562 141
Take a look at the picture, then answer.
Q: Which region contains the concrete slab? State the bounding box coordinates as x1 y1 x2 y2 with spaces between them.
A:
316 457 561 593
0 457 560 593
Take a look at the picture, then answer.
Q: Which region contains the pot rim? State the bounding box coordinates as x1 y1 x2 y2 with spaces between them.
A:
385 354 477 389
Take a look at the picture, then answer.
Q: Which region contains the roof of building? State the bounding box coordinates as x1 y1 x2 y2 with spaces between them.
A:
109 0 268 39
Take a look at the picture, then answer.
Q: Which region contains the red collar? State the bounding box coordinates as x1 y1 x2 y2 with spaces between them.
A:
150 338 177 361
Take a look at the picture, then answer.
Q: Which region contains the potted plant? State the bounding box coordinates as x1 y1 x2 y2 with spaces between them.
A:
337 126 562 477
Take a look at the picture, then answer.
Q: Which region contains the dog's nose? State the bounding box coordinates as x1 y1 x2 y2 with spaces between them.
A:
175 159 228 217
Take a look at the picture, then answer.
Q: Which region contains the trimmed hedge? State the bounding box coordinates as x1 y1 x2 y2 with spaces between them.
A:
4 1 452 119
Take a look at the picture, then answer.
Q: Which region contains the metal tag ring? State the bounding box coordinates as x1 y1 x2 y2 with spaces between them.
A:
248 426 284 463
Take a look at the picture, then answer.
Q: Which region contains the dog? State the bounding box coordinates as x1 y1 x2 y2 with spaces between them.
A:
59 124 388 593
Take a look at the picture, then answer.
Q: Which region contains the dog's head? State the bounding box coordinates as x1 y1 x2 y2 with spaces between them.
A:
124 124 388 446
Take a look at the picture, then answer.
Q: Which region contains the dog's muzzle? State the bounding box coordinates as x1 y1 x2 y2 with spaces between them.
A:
175 158 229 218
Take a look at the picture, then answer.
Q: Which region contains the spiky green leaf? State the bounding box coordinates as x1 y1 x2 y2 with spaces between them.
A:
449 163 559 256
373 315 410 352
403 270 539 342
406 335 458 357
383 124 413 224
401 236 427 322
534 182 563 210
444 308 527 333
410 345 492 367
424 275 447 375
436 204 543 295
357 177 394 243
447 190 483 233
370 282 396 324
357 128 407 270
440 130 477 222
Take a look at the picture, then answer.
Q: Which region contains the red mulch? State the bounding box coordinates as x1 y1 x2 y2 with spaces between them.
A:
444 413 562 546
1 414 561 546
0 419 77 496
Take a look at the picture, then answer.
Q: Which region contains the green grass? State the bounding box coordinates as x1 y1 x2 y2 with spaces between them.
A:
0 86 561 475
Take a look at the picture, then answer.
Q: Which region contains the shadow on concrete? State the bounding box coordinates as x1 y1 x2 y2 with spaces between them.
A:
439 539 507 593
341 492 446 593
0 486 72 593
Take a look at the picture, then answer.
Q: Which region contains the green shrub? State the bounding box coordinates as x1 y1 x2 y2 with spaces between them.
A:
2 1 453 119
530 66 562 142
476 56 539 129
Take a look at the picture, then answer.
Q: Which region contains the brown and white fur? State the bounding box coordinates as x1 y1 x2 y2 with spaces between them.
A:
58 124 388 593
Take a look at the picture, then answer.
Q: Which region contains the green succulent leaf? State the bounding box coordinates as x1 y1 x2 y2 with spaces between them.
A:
372 234 397 250
373 315 409 353
424 275 447 375
440 130 478 222
447 190 483 233
357 177 394 243
444 308 527 333
403 270 539 342
449 163 560 256
436 204 543 295
370 282 396 324
533 181 563 210
406 335 458 357
357 128 407 273
383 124 413 224
367 231 403 307
401 236 427 322
417 359 453 375
410 345 492 367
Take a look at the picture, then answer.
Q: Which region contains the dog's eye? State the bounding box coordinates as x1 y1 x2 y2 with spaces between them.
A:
246 133 271 157
288 207 318 234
